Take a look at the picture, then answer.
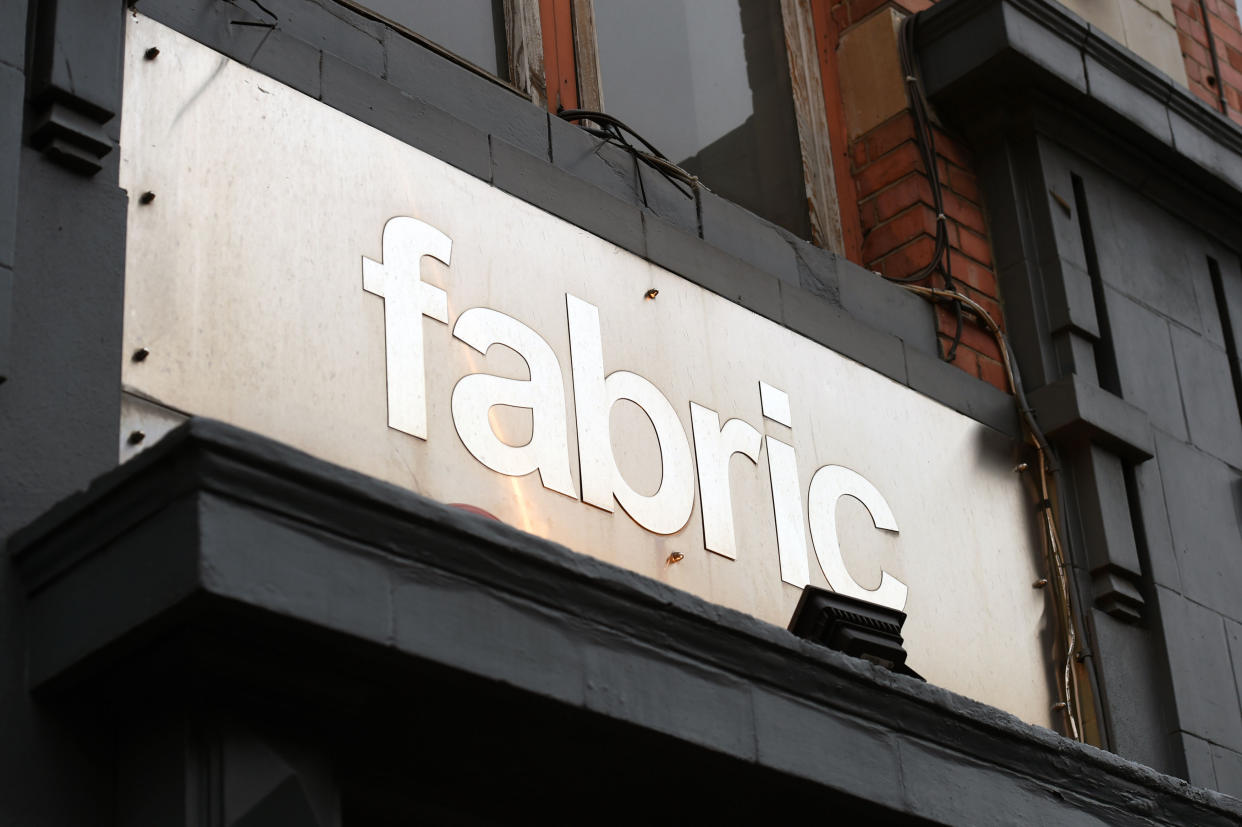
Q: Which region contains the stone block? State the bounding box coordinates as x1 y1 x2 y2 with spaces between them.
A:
1170 325 1242 468
1105 287 1187 439
1155 433 1242 619
837 9 907 141
1156 585 1242 751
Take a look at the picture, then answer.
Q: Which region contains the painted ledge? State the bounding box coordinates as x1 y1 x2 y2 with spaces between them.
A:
11 418 1242 824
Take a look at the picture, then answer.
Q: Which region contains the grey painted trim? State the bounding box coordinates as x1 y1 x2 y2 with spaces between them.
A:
915 0 1242 210
134 0 1018 438
1027 374 1155 461
25 0 125 174
13 417 1242 825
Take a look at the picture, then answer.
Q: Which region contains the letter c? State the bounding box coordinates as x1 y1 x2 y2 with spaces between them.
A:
807 465 906 611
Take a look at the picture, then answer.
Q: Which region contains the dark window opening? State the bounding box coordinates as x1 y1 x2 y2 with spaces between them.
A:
1071 173 1122 395
1208 255 1242 428
360 0 509 80
593 0 811 239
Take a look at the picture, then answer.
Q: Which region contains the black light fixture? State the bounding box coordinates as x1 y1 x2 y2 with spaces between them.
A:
788 586 924 680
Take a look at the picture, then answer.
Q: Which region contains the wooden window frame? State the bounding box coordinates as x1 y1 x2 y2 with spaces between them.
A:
340 0 847 255
544 0 846 254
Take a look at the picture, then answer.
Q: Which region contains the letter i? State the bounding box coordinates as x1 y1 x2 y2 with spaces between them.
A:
760 382 809 588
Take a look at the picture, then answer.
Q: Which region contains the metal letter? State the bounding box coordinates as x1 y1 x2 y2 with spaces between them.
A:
690 403 761 559
808 465 906 610
766 436 810 587
451 307 576 498
567 295 694 535
362 216 451 440
759 381 792 427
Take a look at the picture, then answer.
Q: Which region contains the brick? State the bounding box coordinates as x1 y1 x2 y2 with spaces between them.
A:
869 173 934 223
931 129 975 170
855 141 924 197
977 353 1007 389
1220 1 1242 29
878 235 937 280
858 197 879 231
831 1 850 32
861 205 937 263
946 163 983 204
948 250 998 294
937 308 1003 361
1179 30 1212 65
960 285 1006 331
863 112 916 160
851 139 868 171
1210 16 1242 49
1185 58 1207 85
956 225 995 266
1228 83 1242 110
943 188 988 235
1190 82 1220 107
1176 8 1208 40
1217 42 1237 74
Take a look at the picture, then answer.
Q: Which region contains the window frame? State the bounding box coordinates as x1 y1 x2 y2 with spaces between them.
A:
338 0 846 254
559 0 846 253
335 0 549 107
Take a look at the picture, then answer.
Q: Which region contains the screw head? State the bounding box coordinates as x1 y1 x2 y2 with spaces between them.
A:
144 47 160 60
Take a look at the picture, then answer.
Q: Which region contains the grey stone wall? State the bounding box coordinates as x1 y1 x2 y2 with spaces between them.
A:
916 0 1242 795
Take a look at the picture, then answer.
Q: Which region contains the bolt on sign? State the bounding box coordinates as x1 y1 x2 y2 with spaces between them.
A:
119 15 1055 727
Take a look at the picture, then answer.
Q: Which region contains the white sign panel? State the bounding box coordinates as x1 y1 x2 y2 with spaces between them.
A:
120 16 1054 726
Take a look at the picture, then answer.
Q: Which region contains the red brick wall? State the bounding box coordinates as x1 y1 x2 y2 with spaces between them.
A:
1175 0 1242 126
817 1 1009 391
855 113 1008 389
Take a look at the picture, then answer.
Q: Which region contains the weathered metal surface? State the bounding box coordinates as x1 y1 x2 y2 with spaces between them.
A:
120 15 1053 727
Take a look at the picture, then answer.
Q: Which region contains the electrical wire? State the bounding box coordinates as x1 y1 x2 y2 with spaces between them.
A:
894 12 1087 741
900 284 1085 742
893 15 963 361
556 109 699 202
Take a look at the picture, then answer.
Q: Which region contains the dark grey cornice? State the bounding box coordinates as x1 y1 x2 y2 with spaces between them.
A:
11 417 1242 824
916 0 1242 202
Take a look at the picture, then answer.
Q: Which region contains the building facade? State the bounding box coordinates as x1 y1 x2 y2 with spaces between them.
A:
2 0 1242 823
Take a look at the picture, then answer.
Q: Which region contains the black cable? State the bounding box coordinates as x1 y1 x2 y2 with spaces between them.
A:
556 109 698 201
893 13 964 360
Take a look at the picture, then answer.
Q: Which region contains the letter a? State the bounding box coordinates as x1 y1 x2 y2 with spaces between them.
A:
362 217 451 439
